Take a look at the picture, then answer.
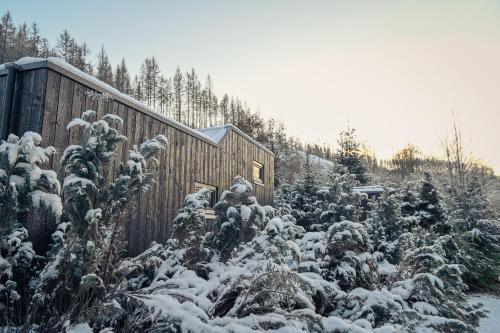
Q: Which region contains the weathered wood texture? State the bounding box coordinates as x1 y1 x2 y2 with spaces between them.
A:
0 63 274 255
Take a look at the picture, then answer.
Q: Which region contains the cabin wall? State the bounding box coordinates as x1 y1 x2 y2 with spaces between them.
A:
0 64 274 256
218 129 274 206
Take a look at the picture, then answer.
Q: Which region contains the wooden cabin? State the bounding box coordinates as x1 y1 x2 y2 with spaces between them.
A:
0 57 274 255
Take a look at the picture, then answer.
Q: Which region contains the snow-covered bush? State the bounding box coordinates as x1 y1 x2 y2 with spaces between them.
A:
325 221 378 292
0 132 61 231
289 154 322 230
205 176 265 262
0 132 60 326
316 168 365 230
171 188 212 273
391 239 484 330
19 110 167 330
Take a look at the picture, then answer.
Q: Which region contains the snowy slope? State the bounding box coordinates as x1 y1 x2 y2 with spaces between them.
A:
469 294 500 333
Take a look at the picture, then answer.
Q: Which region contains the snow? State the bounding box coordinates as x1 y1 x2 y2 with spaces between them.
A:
413 301 438 315
469 294 500 333
197 125 230 143
63 174 96 189
30 190 63 218
353 186 385 194
67 323 93 333
66 118 91 130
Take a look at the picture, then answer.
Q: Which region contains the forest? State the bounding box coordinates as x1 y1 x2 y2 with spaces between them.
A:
1 9 500 333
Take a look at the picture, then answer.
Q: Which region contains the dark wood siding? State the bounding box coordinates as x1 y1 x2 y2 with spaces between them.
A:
0 62 274 255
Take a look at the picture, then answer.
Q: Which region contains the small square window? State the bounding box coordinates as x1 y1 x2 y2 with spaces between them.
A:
194 182 218 207
252 161 264 185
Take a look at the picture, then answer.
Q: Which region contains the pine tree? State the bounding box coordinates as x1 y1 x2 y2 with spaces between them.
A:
316 167 363 229
325 220 378 291
172 67 183 122
0 11 15 63
334 126 368 184
140 57 161 107
55 29 74 62
171 188 211 270
96 45 114 85
391 239 484 331
114 58 131 94
416 173 446 231
204 176 265 262
289 153 320 230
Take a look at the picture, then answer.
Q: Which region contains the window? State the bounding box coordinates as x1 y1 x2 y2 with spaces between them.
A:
194 182 218 207
252 161 264 185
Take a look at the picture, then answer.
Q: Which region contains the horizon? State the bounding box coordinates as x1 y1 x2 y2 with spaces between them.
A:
2 0 500 174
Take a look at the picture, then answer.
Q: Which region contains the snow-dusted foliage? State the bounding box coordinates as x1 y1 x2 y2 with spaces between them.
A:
289 154 322 230
1 125 494 332
0 132 60 326
390 237 485 331
92 175 484 333
325 220 378 292
205 176 266 262
0 132 60 231
317 168 365 229
8 110 168 331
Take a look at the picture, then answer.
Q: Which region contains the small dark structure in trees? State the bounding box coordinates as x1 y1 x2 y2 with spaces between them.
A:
0 57 274 255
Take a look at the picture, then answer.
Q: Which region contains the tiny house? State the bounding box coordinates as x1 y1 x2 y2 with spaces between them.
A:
0 57 274 255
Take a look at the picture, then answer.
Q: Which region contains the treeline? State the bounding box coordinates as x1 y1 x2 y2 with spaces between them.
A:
0 10 335 179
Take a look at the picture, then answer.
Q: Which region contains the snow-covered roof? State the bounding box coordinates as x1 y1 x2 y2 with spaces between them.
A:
353 186 385 194
197 125 230 143
0 57 274 156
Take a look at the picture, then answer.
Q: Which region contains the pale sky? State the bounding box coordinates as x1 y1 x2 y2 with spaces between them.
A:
3 0 500 173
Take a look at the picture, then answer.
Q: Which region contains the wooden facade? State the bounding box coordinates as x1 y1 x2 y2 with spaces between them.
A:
0 58 274 256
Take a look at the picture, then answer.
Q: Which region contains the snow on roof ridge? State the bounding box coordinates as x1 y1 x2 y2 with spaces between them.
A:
197 126 229 143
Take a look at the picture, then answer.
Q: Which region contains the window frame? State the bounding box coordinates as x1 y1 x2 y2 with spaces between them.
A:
252 160 265 186
194 182 218 207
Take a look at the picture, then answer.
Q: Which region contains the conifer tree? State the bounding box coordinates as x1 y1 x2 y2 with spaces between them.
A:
0 132 60 326
290 153 320 230
416 173 447 231
205 176 265 262
171 188 211 270
334 126 368 184
96 45 114 85
24 111 167 329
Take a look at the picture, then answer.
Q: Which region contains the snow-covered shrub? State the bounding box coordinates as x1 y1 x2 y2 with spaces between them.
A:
21 110 167 330
335 287 407 330
171 188 211 273
0 132 61 231
289 154 322 230
205 176 265 262
325 221 378 292
366 188 401 252
416 173 448 232
316 168 365 231
391 240 484 330
0 132 60 326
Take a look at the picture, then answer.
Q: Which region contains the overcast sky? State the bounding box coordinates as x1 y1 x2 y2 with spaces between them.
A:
3 0 500 173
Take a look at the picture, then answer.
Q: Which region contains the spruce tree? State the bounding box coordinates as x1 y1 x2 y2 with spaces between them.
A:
416 173 447 231
334 126 368 184
290 153 320 230
204 176 265 262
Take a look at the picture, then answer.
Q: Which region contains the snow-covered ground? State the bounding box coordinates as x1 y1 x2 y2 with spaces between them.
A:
469 294 500 333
